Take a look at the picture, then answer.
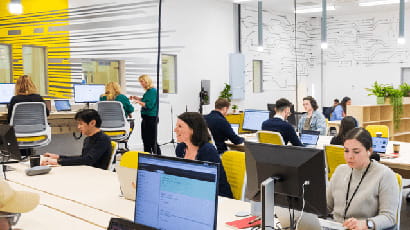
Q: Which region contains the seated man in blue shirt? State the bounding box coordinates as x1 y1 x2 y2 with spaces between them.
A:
40 109 112 170
262 98 303 146
204 98 244 154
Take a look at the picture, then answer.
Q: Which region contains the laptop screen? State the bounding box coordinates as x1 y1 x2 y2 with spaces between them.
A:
372 137 388 153
134 154 219 230
300 130 320 146
230 123 239 135
54 100 71 111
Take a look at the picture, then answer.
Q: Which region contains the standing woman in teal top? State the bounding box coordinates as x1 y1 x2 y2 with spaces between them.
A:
131 75 161 155
100 82 134 117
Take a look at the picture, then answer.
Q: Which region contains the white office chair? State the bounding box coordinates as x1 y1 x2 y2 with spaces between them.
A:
10 102 51 149
96 101 130 142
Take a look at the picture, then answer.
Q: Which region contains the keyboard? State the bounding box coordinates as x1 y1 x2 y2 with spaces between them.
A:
319 218 346 230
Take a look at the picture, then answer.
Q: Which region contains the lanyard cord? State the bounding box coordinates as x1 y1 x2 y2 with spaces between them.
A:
343 161 372 219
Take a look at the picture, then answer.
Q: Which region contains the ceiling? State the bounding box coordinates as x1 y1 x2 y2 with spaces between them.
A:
227 0 407 16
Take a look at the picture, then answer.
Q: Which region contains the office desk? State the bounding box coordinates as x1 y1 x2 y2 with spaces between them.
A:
10 164 250 230
381 141 410 178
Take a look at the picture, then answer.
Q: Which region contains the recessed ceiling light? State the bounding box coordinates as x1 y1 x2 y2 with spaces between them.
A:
359 0 407 7
295 6 335 14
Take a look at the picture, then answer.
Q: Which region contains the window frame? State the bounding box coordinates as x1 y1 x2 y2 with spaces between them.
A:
0 43 13 83
22 45 48 95
252 59 263 93
161 54 178 94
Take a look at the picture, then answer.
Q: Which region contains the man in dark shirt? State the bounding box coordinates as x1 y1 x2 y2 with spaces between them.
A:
41 109 112 170
262 98 303 146
204 98 244 154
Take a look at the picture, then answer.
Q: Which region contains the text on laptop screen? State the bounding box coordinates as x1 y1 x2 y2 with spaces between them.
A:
300 133 319 145
230 123 239 135
134 154 219 230
54 100 71 111
372 137 388 153
242 110 270 131
0 84 15 104
74 84 105 103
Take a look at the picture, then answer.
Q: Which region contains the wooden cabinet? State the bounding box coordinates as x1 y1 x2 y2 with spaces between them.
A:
347 104 410 142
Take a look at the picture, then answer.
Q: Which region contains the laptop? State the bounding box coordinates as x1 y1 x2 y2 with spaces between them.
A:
117 165 137 201
134 154 219 230
230 123 240 135
372 136 388 154
275 206 345 230
107 218 157 230
54 99 71 112
300 130 320 146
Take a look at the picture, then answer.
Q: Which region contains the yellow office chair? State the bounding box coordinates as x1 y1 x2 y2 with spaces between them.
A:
257 130 285 145
118 151 150 169
324 145 345 180
396 173 403 230
106 141 118 171
221 151 246 200
365 125 389 138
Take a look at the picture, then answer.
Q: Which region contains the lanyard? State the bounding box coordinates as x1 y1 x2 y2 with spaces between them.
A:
343 161 372 220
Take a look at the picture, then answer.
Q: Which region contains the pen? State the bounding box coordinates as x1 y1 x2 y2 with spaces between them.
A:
248 216 261 224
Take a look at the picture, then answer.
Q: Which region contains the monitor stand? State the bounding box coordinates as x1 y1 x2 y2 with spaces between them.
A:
261 177 277 230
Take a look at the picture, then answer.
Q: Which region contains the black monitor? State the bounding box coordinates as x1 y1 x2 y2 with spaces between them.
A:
0 125 21 161
242 109 270 131
244 141 327 217
267 103 297 127
74 84 105 103
0 83 15 104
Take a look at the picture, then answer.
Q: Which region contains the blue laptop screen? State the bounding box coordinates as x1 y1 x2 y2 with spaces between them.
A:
134 154 219 230
54 100 71 111
372 137 388 153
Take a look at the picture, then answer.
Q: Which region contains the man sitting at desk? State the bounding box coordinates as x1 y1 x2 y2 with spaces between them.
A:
41 109 112 170
262 98 303 146
204 98 244 154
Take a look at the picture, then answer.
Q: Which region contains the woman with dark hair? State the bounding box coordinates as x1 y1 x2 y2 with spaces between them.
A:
174 112 233 198
298 96 326 135
330 96 351 121
327 128 399 230
330 116 357 145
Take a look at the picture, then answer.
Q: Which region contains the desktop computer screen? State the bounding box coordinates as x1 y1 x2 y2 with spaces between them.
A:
244 141 327 217
134 154 219 230
0 125 21 161
0 83 15 104
74 84 105 103
242 109 270 131
372 137 388 153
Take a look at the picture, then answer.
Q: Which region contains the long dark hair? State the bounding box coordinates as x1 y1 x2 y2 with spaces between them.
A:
344 127 372 151
341 96 351 114
335 116 357 141
177 112 211 147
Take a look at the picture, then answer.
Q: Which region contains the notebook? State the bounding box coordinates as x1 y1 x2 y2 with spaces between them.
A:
134 154 219 230
231 123 240 135
300 130 320 146
107 218 157 230
54 99 71 112
372 137 388 153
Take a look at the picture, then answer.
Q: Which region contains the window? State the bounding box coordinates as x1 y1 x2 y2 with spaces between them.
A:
0 44 12 83
253 60 263 93
82 60 121 85
23 45 47 95
162 54 177 93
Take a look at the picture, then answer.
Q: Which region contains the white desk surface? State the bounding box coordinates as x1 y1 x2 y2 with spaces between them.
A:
10 164 250 230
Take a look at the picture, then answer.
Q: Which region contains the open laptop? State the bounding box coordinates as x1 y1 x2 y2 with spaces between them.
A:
117 165 137 201
108 218 157 230
134 154 219 230
372 136 388 154
230 123 240 135
54 99 71 112
300 130 320 146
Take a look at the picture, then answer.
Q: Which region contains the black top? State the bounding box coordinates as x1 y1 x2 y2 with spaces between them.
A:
204 111 244 154
330 135 344 145
7 94 50 123
261 118 303 146
59 131 112 170
175 142 233 198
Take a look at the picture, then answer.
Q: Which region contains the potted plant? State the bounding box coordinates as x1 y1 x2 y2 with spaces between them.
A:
385 87 403 130
219 83 232 102
232 104 238 114
400 83 410 104
365 81 391 104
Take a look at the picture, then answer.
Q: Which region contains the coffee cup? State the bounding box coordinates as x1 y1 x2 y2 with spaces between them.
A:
393 143 400 154
376 132 382 137
30 155 41 168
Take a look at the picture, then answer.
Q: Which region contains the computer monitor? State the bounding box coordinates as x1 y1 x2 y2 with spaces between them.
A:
372 137 388 153
244 141 327 217
134 154 219 230
0 83 15 104
267 103 297 127
0 125 20 161
74 84 105 103
54 99 71 112
242 109 270 131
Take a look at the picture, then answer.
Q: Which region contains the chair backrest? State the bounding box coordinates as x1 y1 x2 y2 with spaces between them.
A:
119 151 150 169
107 141 118 171
97 101 127 128
324 145 345 180
221 150 246 200
396 173 403 230
257 130 285 145
365 125 389 138
11 102 48 134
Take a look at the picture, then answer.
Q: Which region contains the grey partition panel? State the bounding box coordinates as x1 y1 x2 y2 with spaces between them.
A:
229 53 245 100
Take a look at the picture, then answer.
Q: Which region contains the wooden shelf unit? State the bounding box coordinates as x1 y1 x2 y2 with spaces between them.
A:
347 104 410 142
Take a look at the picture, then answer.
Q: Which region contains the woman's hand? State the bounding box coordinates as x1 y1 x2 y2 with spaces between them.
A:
43 152 59 159
343 218 368 230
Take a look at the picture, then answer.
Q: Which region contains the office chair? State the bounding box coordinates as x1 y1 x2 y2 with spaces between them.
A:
97 101 131 152
106 141 118 171
221 150 246 200
365 125 389 138
256 130 285 145
10 102 51 155
324 145 345 180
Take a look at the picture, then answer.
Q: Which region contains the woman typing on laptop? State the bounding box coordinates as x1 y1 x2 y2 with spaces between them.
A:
327 128 399 230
